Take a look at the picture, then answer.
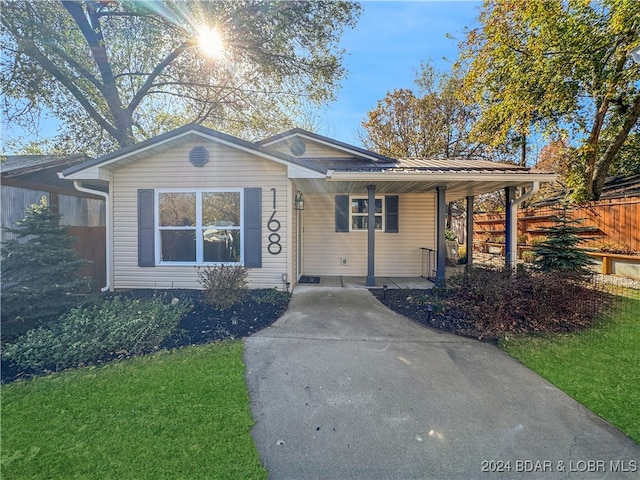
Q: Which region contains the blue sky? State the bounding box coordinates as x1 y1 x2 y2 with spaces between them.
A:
2 1 482 152
319 0 482 145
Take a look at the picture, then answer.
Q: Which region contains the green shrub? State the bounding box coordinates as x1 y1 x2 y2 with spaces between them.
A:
530 236 547 246
196 264 249 310
441 267 612 339
594 241 635 255
249 288 290 306
532 206 593 278
521 250 536 263
2 295 191 371
1 197 90 338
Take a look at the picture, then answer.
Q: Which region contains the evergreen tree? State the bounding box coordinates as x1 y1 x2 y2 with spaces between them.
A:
1 197 88 337
532 205 594 278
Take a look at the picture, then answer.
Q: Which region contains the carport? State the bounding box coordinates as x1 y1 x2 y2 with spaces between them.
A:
293 158 556 285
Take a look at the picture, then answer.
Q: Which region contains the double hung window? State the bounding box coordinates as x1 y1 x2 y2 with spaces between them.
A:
157 190 242 264
350 197 384 231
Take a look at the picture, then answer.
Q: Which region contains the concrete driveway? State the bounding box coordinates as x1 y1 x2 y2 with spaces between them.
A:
244 287 639 479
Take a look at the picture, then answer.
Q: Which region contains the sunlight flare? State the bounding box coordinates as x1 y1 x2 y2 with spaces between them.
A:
197 26 224 59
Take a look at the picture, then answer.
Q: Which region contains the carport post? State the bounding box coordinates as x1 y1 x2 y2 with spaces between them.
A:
466 196 474 267
436 186 446 283
505 187 517 269
366 184 376 286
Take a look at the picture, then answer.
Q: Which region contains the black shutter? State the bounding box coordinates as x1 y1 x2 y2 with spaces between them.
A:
386 195 399 233
335 195 349 232
244 188 262 268
138 189 155 267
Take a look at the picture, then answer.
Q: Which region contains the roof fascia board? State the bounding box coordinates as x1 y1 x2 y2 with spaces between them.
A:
61 126 323 180
326 170 558 183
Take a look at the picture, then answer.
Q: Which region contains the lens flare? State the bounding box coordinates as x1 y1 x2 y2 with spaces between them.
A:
197 26 224 59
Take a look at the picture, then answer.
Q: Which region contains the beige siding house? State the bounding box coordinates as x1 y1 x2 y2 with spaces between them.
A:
60 125 556 291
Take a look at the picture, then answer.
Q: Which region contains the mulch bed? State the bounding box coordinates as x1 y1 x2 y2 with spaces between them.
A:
158 289 289 349
1 289 290 384
369 288 494 343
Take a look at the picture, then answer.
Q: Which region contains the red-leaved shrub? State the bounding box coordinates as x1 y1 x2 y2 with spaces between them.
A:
440 267 612 339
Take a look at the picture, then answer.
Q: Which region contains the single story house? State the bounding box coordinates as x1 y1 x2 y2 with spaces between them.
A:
59 124 556 292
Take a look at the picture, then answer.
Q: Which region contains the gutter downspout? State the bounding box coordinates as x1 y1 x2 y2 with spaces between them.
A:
67 179 111 292
507 181 540 270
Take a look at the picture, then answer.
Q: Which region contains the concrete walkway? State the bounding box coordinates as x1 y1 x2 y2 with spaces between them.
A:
244 287 639 479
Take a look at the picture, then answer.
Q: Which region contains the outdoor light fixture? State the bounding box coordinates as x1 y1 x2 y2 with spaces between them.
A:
295 190 305 211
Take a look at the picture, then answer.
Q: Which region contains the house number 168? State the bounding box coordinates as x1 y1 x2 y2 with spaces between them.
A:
268 188 282 255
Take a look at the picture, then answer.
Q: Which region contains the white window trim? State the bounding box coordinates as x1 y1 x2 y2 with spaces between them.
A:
155 188 244 266
349 195 385 232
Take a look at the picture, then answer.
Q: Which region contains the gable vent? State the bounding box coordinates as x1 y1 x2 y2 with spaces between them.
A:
189 146 209 167
290 138 306 156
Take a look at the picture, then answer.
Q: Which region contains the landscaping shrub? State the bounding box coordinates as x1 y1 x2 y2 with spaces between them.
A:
249 287 291 306
521 250 536 263
594 241 635 255
2 294 192 372
196 264 248 310
529 236 547 247
1 197 91 338
441 267 612 339
532 205 593 278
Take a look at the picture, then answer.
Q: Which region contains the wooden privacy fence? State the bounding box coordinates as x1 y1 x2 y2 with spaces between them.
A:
68 226 106 290
472 197 640 254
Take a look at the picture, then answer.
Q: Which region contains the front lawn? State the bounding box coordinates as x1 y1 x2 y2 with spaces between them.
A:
500 294 640 443
1 341 267 479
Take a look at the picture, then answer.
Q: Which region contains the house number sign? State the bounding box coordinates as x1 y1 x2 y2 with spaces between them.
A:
268 188 282 255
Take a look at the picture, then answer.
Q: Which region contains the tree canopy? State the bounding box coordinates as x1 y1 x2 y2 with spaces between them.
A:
1 0 361 156
460 0 640 201
360 62 487 159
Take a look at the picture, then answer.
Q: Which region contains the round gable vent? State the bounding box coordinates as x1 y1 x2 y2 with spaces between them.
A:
290 138 306 157
189 146 209 167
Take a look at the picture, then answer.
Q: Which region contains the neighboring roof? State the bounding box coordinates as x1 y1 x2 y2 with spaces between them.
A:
532 174 640 206
1 155 89 176
257 128 397 163
61 124 324 179
1 154 97 196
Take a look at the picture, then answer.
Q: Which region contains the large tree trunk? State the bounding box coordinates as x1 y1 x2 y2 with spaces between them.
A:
591 94 640 200
583 99 609 200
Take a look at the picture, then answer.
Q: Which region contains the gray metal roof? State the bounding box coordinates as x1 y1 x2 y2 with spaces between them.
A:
1 155 90 176
295 156 532 175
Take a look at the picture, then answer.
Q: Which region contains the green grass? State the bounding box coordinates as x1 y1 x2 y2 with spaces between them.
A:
1 340 267 480
500 293 640 443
